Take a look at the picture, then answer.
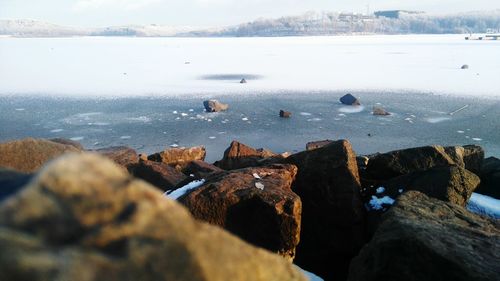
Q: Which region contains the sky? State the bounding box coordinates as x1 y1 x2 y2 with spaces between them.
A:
1 0 500 27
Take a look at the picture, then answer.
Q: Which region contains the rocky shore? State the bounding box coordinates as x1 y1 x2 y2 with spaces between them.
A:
0 137 499 281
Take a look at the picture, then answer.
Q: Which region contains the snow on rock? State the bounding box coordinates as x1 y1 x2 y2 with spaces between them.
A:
467 193 500 219
255 182 265 190
295 266 324 281
166 179 206 200
368 195 396 211
376 187 385 194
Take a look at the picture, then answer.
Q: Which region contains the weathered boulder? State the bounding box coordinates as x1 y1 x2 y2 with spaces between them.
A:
284 140 366 281
0 153 307 281
128 160 187 192
50 138 84 150
306 140 333 151
148 146 206 171
476 157 500 199
182 160 224 179
0 168 31 201
179 164 301 261
95 146 139 169
366 145 458 180
348 191 500 281
215 141 278 170
372 106 390 116
203 100 229 112
382 165 480 207
0 138 81 173
279 110 292 118
340 94 361 106
462 144 485 174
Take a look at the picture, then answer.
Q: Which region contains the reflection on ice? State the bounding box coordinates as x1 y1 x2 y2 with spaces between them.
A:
425 117 452 123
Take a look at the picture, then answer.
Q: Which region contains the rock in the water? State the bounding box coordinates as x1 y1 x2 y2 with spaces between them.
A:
148 146 206 171
215 141 278 170
461 64 469 69
0 138 81 173
179 164 301 261
476 157 500 199
240 78 247 84
383 165 480 206
50 138 84 150
366 145 459 180
0 153 307 281
279 110 292 118
95 146 139 169
128 160 188 192
0 168 31 201
372 106 390 116
182 160 224 179
305 140 333 151
203 100 229 112
348 191 500 281
340 94 361 106
285 140 366 281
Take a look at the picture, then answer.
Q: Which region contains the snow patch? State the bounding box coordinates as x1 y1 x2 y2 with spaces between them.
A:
425 117 451 124
467 193 500 219
166 179 206 200
376 187 385 194
368 195 395 211
338 106 365 114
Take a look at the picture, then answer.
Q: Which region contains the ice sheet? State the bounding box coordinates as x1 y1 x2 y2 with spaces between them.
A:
1 35 499 98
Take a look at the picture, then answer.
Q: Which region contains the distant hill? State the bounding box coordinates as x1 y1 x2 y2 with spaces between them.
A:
1 10 500 38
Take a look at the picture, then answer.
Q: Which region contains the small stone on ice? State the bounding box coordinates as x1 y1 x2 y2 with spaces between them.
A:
255 182 265 190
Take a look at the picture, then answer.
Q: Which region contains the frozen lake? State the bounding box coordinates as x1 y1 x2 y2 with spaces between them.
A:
0 35 499 161
0 35 500 97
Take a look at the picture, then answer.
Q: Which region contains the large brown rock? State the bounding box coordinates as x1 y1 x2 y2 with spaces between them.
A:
284 140 366 281
349 191 500 281
306 140 333 151
148 146 206 171
476 157 500 199
128 160 187 192
462 144 485 174
95 146 139 169
0 153 307 281
366 145 458 180
50 138 84 150
215 141 278 170
182 160 224 179
179 164 301 261
0 138 81 173
382 165 480 207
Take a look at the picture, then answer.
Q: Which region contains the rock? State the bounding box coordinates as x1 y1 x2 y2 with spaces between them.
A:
0 153 307 281
138 153 148 161
462 144 485 174
95 146 139 169
0 168 31 201
0 138 81 173
240 78 247 84
461 64 469 69
348 191 500 281
372 106 390 116
203 100 229 112
340 94 360 106
128 160 188 192
50 138 84 150
366 145 458 180
306 140 333 151
382 165 480 206
215 141 278 170
182 160 224 179
279 110 292 118
179 164 301 261
356 156 370 168
148 146 206 171
476 157 500 199
284 140 366 281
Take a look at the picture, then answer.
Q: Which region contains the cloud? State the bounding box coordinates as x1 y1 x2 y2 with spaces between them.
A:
73 0 161 11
